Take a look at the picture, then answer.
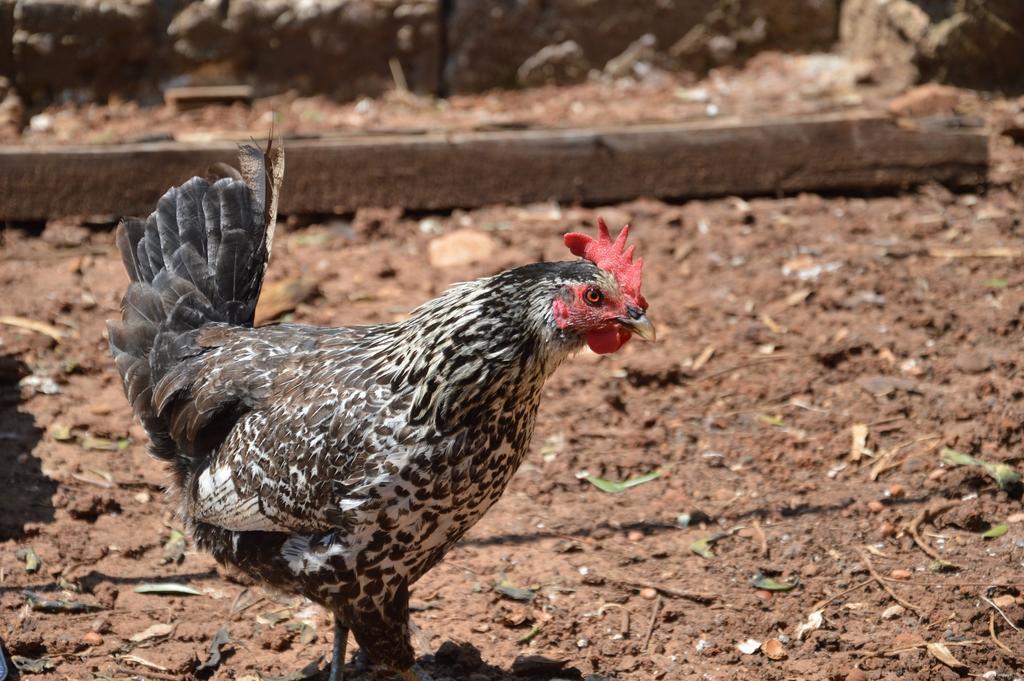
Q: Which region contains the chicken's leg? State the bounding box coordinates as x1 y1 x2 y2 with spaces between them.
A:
328 619 348 681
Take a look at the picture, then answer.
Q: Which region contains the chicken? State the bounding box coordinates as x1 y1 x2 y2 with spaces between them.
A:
108 142 653 680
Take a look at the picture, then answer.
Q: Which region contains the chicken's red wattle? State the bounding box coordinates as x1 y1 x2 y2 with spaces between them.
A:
587 325 632 354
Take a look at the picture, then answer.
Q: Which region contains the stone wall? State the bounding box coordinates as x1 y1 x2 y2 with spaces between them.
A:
840 0 1024 92
5 0 1018 109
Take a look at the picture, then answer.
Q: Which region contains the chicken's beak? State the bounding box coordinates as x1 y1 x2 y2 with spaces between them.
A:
617 311 656 342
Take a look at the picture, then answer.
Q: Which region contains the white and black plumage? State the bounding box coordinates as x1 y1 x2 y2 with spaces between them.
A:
107 143 654 680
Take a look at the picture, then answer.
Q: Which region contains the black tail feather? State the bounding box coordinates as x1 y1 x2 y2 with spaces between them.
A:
108 142 285 461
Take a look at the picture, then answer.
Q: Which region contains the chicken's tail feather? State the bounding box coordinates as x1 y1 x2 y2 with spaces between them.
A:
108 141 284 461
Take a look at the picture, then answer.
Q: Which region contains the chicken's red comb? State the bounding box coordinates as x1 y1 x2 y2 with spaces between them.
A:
564 217 645 304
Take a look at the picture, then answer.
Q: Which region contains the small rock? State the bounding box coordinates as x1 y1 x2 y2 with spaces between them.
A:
992 594 1016 609
639 587 657 600
627 529 644 542
867 500 885 513
801 562 820 577
879 522 897 538
511 655 568 676
845 669 868 681
881 604 905 620
888 483 905 498
954 350 991 374
889 569 912 580
927 468 947 481
427 229 498 268
134 491 151 504
81 631 103 646
888 84 963 118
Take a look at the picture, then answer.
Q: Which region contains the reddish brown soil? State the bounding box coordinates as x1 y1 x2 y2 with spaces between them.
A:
3 70 1024 681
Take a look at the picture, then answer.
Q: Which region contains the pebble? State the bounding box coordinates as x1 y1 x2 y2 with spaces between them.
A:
427 230 498 268
82 631 103 646
867 500 885 513
878 522 897 538
639 587 658 600
889 569 912 580
845 669 868 681
626 530 644 542
881 604 905 620
801 562 819 577
927 468 946 481
888 483 905 498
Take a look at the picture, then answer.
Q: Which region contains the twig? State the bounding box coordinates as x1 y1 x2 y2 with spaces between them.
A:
869 435 942 480
987 610 1019 659
982 592 1021 632
692 356 790 384
609 575 716 604
116 665 180 681
751 519 768 558
641 595 662 652
904 500 960 566
811 578 874 611
0 315 63 343
856 547 925 618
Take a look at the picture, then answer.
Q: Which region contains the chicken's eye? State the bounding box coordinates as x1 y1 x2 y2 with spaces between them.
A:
583 286 604 306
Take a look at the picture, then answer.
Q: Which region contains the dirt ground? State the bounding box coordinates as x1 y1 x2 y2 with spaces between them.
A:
3 60 1024 681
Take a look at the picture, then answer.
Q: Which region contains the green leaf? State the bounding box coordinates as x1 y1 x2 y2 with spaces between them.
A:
940 447 981 467
582 469 663 494
982 524 1008 539
80 436 118 451
757 414 785 427
517 624 542 643
983 278 1009 288
940 448 1021 490
985 463 1022 491
689 537 715 559
16 547 41 573
929 559 959 573
133 582 204 597
751 574 800 592
495 577 535 602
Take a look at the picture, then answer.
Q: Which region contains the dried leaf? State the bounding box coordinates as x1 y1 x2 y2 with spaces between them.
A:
794 610 824 640
255 278 319 325
692 344 715 371
15 548 40 573
983 278 1009 288
195 626 230 674
134 582 204 597
117 654 169 672
929 247 1024 258
785 288 812 306
926 642 966 669
751 574 800 592
129 623 174 643
850 423 870 461
689 537 715 559
48 423 72 441
581 469 663 494
261 656 323 681
982 524 1009 539
24 590 104 613
11 656 55 675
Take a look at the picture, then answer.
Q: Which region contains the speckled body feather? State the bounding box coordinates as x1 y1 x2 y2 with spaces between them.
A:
107 145 625 670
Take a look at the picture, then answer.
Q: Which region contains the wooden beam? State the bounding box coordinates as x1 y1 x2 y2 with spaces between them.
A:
0 112 987 221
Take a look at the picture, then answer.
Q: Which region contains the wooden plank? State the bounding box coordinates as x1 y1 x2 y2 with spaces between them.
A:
0 112 987 221
164 85 254 111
